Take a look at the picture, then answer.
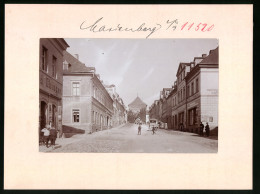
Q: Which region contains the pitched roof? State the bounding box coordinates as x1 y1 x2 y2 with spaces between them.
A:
199 47 219 65
128 96 147 108
63 51 95 73
176 62 190 76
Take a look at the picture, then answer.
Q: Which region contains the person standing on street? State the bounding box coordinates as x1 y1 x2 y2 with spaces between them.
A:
138 123 141 135
49 126 58 148
200 122 204 136
152 126 156 135
41 125 50 148
205 122 210 137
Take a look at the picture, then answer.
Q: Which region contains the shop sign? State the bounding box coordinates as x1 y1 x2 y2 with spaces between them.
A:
206 89 218 95
201 115 213 122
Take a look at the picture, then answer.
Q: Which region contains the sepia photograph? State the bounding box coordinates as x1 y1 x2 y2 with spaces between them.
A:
39 38 219 153
5 4 252 189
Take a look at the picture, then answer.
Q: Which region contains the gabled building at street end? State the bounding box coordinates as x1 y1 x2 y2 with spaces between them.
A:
128 96 147 113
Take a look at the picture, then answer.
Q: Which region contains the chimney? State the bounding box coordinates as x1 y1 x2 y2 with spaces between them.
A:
202 54 207 58
74 54 79 60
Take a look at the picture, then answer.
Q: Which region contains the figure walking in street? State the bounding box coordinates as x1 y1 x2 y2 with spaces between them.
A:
152 126 156 135
200 122 204 136
49 126 58 149
138 123 142 135
41 125 50 148
205 122 210 137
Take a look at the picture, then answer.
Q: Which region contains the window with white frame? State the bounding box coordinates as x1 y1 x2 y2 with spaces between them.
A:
72 109 80 123
72 82 80 96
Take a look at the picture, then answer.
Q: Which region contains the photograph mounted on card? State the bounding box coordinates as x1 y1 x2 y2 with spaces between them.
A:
5 4 252 190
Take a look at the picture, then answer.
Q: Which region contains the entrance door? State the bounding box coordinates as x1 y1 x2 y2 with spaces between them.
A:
40 101 47 130
52 104 57 129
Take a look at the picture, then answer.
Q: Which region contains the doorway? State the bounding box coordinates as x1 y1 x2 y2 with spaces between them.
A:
40 101 47 131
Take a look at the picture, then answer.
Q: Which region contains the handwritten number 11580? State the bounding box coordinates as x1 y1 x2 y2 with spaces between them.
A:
181 22 214 32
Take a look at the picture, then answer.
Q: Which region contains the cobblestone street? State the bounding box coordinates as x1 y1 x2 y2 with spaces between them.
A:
41 123 218 153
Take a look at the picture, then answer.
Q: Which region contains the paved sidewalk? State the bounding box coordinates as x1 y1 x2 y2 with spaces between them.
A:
39 134 84 152
39 123 126 152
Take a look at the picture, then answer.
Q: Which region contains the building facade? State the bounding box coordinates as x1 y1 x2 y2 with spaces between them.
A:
62 51 114 133
39 38 69 138
105 84 127 127
186 48 219 132
148 47 218 133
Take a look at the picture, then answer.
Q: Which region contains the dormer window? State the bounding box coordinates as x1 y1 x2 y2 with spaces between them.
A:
63 60 69 70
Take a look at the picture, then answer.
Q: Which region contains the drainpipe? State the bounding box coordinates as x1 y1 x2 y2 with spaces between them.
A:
185 79 188 132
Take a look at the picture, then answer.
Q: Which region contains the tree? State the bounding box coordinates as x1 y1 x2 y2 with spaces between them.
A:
127 110 135 123
139 108 147 123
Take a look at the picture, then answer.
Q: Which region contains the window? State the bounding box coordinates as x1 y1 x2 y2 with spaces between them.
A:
93 86 96 98
41 46 48 71
187 85 190 97
181 89 183 101
52 56 57 78
191 82 194 95
72 82 80 96
183 88 185 99
72 109 80 123
196 78 199 93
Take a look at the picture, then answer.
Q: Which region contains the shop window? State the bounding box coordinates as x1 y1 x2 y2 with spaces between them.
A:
72 109 80 123
72 82 80 96
41 46 48 72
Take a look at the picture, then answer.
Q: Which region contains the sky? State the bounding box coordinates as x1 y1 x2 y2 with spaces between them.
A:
65 39 218 107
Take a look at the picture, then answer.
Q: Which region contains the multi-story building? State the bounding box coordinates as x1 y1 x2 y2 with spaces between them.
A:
39 38 69 138
175 62 191 129
62 51 114 133
161 88 173 128
148 46 218 134
186 47 219 132
105 84 127 127
170 82 178 130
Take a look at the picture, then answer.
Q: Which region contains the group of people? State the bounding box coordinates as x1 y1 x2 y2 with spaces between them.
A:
40 125 58 148
200 122 210 137
137 123 156 135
